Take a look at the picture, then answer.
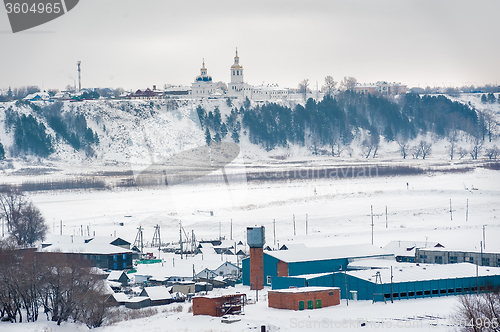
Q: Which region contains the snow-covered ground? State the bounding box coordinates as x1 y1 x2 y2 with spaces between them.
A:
26 166 500 253
1 287 462 332
1 93 499 331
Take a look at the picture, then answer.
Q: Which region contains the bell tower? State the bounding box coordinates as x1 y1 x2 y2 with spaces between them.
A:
230 48 244 84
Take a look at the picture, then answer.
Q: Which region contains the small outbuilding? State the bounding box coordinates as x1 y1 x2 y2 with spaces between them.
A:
107 270 130 286
193 293 246 317
125 297 151 309
139 286 172 306
268 287 340 310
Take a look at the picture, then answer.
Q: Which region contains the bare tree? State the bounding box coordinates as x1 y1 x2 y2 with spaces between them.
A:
0 189 27 232
418 140 432 159
322 76 337 96
298 79 310 101
0 190 48 248
411 145 421 159
483 111 498 143
485 146 500 160
470 134 483 160
396 136 410 159
339 76 357 91
361 129 380 158
448 130 459 160
457 147 468 160
454 292 500 332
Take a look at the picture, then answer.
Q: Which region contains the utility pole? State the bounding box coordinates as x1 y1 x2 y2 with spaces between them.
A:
273 219 276 246
390 266 394 303
371 205 374 245
344 267 348 306
306 214 308 235
219 221 221 241
483 225 486 250
385 206 388 228
60 220 62 235
293 214 296 236
466 199 469 222
180 221 183 260
230 219 233 241
450 199 453 221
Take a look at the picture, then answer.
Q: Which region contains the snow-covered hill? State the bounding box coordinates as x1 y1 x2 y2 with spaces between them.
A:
0 93 499 181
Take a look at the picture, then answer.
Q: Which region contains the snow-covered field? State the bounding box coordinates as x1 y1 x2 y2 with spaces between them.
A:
27 165 500 252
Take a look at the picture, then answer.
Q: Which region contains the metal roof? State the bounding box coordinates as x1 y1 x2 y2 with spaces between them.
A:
345 262 500 284
266 244 394 263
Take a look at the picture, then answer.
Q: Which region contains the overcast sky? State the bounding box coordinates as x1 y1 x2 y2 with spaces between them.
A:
0 0 498 91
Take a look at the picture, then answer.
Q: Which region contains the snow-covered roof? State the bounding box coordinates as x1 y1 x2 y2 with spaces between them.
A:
252 84 287 92
284 272 333 280
279 243 307 250
127 296 150 303
43 235 131 246
269 286 339 293
23 92 50 100
265 244 394 263
346 262 500 284
347 257 397 270
417 247 500 255
383 240 443 257
141 286 172 301
41 242 131 255
112 292 130 302
107 280 122 288
107 270 128 281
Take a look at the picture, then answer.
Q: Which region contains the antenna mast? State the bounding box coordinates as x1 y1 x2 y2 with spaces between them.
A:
77 61 81 92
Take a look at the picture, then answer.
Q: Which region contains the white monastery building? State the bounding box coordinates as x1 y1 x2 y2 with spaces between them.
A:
191 49 288 101
191 59 224 99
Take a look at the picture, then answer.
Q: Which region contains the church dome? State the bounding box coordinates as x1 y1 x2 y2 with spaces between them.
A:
196 75 212 82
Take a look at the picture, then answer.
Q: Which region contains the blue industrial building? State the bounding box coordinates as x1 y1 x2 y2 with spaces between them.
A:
333 262 500 302
242 244 394 288
272 273 335 290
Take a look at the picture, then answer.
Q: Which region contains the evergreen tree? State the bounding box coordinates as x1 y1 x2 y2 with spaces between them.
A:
481 94 488 103
196 105 206 127
244 97 251 110
487 93 496 103
221 122 228 138
205 127 211 146
0 141 5 160
231 128 240 143
214 132 221 143
226 97 232 107
213 107 222 132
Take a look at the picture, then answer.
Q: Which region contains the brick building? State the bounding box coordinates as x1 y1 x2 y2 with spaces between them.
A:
268 287 340 310
193 293 246 317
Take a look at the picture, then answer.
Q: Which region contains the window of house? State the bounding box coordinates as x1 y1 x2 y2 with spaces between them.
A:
113 255 117 261
123 254 127 260
482 257 490 266
267 276 272 284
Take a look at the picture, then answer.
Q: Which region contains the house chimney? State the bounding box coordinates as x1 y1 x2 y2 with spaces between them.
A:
153 85 156 90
